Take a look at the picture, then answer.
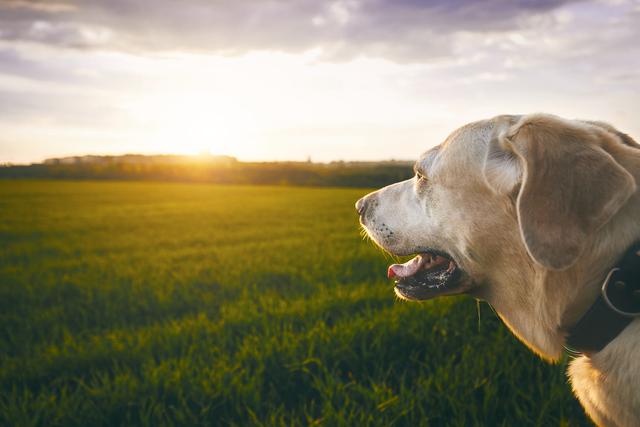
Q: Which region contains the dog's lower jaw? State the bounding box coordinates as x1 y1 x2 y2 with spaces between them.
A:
569 320 640 427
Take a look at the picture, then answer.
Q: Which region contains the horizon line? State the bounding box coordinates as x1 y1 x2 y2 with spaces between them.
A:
1 152 416 167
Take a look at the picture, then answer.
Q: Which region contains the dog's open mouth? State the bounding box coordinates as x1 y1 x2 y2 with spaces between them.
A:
388 251 463 301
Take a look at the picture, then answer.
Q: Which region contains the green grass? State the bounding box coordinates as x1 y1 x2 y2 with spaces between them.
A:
0 180 589 426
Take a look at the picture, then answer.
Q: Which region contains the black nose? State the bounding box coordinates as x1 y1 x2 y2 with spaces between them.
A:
355 197 367 216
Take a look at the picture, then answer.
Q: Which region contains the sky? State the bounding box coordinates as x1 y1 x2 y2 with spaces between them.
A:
0 0 639 164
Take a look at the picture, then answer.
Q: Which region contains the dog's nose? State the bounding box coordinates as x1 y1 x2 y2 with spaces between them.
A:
355 197 367 216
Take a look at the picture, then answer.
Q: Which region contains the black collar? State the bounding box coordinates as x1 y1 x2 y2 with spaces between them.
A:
565 242 640 355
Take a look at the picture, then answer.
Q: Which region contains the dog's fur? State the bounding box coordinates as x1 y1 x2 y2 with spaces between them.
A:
358 114 640 426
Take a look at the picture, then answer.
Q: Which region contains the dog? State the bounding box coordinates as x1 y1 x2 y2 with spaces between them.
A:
356 114 640 427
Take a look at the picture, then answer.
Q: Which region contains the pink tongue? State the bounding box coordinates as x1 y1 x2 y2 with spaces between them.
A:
388 255 425 279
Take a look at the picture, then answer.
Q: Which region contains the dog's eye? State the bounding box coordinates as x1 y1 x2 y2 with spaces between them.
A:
415 172 427 182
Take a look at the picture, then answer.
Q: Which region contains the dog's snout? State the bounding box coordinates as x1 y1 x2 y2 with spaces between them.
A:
355 197 368 216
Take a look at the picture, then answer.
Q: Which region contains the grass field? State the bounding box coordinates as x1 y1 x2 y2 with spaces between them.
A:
0 180 589 426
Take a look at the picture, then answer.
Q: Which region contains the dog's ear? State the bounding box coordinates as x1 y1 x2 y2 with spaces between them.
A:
485 114 636 270
483 128 522 195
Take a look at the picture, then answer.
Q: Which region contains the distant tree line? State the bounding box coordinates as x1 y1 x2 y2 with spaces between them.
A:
0 155 414 188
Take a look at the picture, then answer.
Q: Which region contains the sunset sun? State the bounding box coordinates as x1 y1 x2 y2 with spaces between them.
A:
124 90 260 157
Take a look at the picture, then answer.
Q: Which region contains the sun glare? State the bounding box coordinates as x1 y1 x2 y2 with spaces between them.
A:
125 90 260 158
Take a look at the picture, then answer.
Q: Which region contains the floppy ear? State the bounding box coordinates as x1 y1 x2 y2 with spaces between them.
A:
486 114 636 270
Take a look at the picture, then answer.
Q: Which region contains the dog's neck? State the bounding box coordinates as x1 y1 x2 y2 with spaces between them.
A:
482 145 640 361
563 149 640 351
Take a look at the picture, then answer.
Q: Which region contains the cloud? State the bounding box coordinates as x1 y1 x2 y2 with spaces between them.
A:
0 0 585 61
1 0 639 164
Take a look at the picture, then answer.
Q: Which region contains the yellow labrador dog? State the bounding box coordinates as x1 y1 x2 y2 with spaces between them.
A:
356 114 640 427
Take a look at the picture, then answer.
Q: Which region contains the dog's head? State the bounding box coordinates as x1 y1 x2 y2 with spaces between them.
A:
357 113 638 358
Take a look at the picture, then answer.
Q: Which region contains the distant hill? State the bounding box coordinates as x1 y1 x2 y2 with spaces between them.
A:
0 154 414 188
41 154 238 166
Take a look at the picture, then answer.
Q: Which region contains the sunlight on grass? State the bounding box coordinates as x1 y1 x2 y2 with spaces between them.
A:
0 180 587 426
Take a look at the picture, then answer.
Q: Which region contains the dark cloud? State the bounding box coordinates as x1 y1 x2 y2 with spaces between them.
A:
0 0 581 61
